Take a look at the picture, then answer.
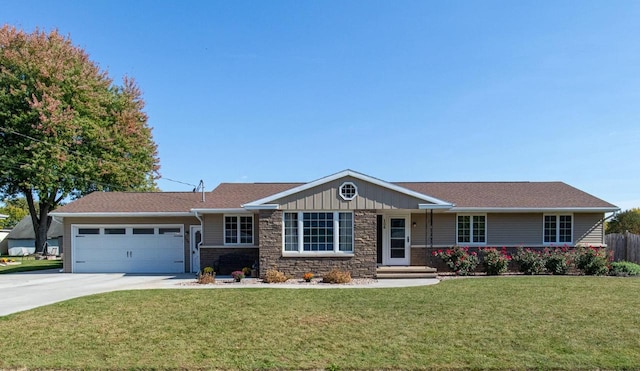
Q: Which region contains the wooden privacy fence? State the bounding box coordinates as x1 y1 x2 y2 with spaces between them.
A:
606 232 640 264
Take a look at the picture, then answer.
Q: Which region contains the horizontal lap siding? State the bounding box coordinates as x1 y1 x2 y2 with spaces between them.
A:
574 213 605 245
276 176 427 210
203 214 223 245
487 213 542 246
411 213 456 246
62 216 199 273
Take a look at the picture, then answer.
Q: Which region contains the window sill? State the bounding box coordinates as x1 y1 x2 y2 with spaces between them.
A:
282 252 355 258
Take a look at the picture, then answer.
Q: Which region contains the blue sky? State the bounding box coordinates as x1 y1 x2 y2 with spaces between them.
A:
3 0 639 210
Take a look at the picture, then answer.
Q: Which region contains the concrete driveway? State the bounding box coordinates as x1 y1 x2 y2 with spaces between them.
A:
0 270 194 316
0 270 440 317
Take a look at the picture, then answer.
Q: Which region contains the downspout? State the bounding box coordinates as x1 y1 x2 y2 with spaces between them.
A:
194 211 203 244
194 211 204 272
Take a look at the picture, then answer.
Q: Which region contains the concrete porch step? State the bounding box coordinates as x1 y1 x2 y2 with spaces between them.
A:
376 272 438 279
375 266 438 279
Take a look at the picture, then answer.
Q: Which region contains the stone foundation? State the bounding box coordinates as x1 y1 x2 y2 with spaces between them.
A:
258 210 377 278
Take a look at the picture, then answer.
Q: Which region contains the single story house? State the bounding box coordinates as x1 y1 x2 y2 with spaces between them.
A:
3 215 63 256
50 170 618 277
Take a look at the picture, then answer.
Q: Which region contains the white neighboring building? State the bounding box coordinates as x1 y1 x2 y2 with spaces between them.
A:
4 216 63 256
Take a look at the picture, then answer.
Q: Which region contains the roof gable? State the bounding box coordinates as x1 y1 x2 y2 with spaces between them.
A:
242 169 453 209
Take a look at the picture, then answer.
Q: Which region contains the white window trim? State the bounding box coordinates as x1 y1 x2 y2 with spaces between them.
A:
223 214 254 246
282 211 355 256
339 182 358 201
542 213 573 245
455 214 487 245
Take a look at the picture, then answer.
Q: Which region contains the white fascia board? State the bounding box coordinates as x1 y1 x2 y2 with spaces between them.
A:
0 214 8 219
242 204 279 210
49 212 194 217
419 204 454 210
190 208 253 213
448 207 620 213
243 169 453 207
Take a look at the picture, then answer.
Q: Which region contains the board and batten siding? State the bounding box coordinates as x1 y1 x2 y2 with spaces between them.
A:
201 213 260 246
574 213 605 245
61 216 199 273
276 176 431 210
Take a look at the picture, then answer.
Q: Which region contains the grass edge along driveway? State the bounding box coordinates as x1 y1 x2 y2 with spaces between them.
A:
0 257 62 274
0 276 639 370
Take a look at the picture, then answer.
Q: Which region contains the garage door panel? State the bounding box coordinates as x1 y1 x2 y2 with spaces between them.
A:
73 225 185 273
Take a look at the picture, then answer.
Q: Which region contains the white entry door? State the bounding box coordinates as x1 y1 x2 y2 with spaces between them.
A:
190 226 202 273
383 216 410 265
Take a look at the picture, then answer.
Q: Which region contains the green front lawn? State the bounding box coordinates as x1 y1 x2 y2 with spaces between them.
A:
0 277 639 369
0 256 62 274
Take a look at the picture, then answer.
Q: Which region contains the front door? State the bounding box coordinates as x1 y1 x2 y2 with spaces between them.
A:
190 226 202 273
383 216 410 265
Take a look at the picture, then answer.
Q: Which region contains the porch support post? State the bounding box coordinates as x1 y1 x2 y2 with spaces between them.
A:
430 209 433 249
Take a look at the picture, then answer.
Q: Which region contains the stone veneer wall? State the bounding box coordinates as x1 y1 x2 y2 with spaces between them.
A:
258 209 377 278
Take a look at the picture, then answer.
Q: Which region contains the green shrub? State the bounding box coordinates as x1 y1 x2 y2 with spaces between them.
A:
263 269 289 283
433 246 479 276
322 269 352 284
481 247 511 275
513 247 547 275
609 261 640 277
544 247 571 275
575 247 610 276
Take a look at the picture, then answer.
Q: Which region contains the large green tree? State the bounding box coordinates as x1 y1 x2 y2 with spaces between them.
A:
606 208 640 235
0 25 159 253
0 197 29 229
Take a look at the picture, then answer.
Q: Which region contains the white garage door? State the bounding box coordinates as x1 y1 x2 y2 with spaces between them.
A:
73 225 185 273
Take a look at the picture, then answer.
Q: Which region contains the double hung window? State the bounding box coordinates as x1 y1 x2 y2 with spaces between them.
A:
457 215 486 244
544 215 572 244
224 215 253 245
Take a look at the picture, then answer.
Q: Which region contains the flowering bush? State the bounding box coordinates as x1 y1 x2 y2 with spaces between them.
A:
433 246 479 275
575 246 610 275
231 270 245 281
513 247 546 275
544 247 571 275
303 272 314 282
481 247 511 275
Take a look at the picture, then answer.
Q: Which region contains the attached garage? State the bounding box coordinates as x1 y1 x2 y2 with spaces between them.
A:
72 225 185 273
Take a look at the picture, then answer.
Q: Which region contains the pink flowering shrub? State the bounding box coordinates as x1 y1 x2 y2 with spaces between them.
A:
575 246 610 275
513 247 547 275
481 247 511 275
544 247 572 275
231 270 245 281
433 246 479 275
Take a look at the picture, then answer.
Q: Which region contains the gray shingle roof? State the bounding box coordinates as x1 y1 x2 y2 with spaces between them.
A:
52 180 616 214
